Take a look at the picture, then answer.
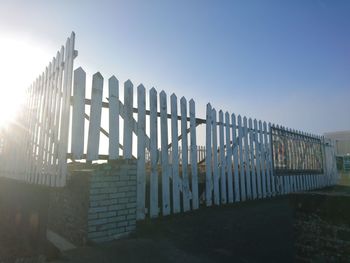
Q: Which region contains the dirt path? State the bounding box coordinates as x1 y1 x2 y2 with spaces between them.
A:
54 197 295 263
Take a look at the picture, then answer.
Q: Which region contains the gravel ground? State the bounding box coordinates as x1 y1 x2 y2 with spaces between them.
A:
53 196 295 263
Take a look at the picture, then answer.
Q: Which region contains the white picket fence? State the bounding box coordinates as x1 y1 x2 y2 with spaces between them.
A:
0 33 339 220
0 32 76 186
67 67 338 219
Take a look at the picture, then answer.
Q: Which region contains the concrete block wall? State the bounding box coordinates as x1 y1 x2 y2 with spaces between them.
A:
87 160 137 243
48 159 137 245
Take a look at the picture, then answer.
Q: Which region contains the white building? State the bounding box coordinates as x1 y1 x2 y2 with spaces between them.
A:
324 130 350 171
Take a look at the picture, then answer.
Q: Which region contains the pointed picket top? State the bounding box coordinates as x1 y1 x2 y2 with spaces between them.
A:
263 121 267 127
225 112 230 126
160 90 167 98
180 96 187 104
170 93 177 101
189 98 195 104
124 79 133 88
93 71 103 80
150 87 157 95
207 102 211 108
231 112 236 123
137 83 145 92
75 67 86 75
248 118 253 127
109 75 118 83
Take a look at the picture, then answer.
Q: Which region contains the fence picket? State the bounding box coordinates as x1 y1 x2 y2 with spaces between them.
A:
254 119 262 198
190 99 199 209
86 73 104 161
212 109 220 205
137 84 146 220
160 91 170 216
248 118 257 199
171 94 181 213
108 76 119 159
225 112 234 203
59 32 75 186
149 88 158 218
232 114 240 202
263 122 271 197
123 80 133 159
238 115 246 201
219 111 227 204
268 123 276 195
71 67 86 159
243 117 251 199
205 103 212 206
181 97 191 211
259 120 267 198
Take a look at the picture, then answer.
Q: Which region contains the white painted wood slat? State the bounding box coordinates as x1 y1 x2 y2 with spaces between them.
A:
71 67 86 159
181 97 191 211
225 112 234 203
171 94 181 213
86 72 104 161
160 91 170 216
108 76 119 159
212 109 220 205
219 110 227 204
149 88 159 218
189 99 199 210
136 84 146 220
205 103 213 206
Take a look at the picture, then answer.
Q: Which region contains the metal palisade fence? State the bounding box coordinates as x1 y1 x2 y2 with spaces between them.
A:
0 33 339 218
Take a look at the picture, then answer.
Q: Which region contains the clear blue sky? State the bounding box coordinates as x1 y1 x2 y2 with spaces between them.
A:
1 0 349 134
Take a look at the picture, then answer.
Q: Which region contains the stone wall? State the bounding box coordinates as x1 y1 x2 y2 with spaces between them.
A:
48 159 137 245
291 187 350 262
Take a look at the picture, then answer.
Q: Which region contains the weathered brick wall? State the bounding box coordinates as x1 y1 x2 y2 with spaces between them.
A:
87 160 137 243
48 159 137 245
291 188 350 262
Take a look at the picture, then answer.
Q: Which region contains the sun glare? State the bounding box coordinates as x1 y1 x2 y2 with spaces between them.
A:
0 35 52 128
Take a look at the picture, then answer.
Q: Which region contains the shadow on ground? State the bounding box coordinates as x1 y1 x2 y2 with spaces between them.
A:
54 196 295 263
